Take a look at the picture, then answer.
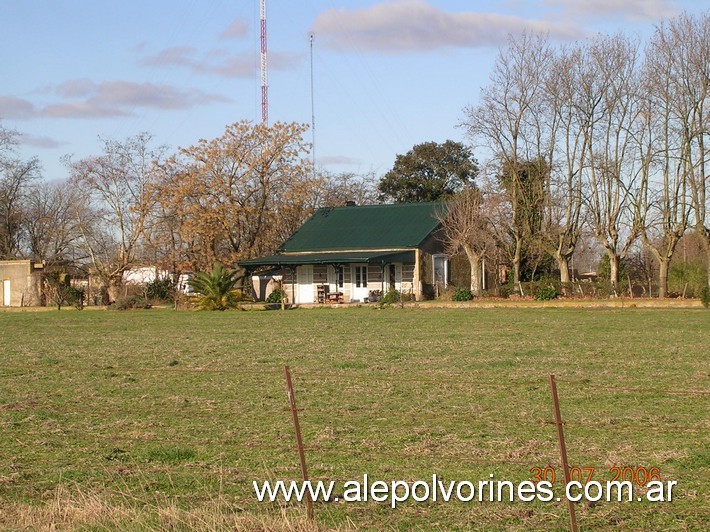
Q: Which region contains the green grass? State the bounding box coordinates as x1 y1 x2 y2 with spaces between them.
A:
0 307 708 530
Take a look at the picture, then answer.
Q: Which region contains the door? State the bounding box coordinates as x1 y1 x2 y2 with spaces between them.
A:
388 263 403 291
3 279 10 306
296 265 314 303
351 264 369 302
433 254 448 290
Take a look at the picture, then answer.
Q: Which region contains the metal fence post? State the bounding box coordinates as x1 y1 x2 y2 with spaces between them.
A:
549 374 578 532
284 365 314 521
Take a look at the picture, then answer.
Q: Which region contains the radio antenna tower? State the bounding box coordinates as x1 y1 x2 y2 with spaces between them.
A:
260 0 268 124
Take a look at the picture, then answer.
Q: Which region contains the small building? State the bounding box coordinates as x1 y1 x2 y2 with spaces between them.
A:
0 260 44 307
239 202 451 303
122 267 193 293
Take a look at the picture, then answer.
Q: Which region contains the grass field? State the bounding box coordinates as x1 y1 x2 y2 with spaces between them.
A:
0 306 708 530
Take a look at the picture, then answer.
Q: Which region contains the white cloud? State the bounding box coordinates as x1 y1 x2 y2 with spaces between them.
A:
3 80 230 121
542 0 679 22
42 101 132 119
18 133 65 149
0 96 38 120
90 81 229 110
318 155 360 165
311 0 581 53
139 46 302 78
55 78 96 98
220 18 249 40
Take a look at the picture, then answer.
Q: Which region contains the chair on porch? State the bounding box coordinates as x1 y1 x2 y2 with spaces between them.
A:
317 284 329 303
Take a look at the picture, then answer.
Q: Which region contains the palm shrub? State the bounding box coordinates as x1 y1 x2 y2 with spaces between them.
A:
187 263 242 310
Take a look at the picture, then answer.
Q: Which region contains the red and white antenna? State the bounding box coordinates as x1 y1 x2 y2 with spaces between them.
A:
260 0 268 124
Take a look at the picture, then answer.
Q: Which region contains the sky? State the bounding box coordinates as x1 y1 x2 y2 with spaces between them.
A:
1 0 708 182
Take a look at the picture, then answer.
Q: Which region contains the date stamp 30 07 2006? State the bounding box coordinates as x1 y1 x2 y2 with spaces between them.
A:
530 466 662 486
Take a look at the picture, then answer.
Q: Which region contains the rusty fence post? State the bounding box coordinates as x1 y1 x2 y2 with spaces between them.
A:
284 365 315 521
549 374 578 532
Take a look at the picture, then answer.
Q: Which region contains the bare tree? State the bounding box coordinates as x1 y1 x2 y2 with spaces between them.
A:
464 32 555 287
67 133 163 302
0 124 41 259
580 34 643 291
658 12 710 289
437 187 493 295
319 171 379 207
22 179 85 266
637 21 696 297
465 33 587 285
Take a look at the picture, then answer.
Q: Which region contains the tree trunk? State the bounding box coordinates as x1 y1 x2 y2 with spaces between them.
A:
557 255 570 283
658 259 669 299
608 251 620 291
512 236 522 287
107 276 123 304
705 236 710 289
464 245 482 296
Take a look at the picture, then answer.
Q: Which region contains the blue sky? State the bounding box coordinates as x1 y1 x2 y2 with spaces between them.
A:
1 0 707 181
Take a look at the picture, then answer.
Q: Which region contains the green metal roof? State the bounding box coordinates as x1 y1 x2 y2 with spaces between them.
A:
239 250 415 268
279 202 444 252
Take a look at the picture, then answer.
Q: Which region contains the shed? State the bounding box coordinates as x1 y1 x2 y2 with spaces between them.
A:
0 260 44 307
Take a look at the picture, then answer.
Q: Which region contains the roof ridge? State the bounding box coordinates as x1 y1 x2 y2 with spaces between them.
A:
319 201 443 210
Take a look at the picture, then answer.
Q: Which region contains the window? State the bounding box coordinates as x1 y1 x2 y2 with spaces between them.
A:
355 265 368 288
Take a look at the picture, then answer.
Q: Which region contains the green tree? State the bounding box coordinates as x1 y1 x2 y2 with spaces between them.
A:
187 263 241 311
378 140 477 203
498 158 550 282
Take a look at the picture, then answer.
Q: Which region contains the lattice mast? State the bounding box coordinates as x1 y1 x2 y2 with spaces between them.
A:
260 0 268 124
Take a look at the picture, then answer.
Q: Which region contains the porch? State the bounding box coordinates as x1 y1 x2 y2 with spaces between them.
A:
239 250 419 304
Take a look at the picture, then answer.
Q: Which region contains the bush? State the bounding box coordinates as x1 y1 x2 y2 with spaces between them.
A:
44 272 84 310
669 262 708 298
451 287 473 301
67 286 85 310
266 288 286 304
145 278 175 302
535 285 558 301
380 288 400 304
374 288 408 308
113 294 152 310
701 286 710 308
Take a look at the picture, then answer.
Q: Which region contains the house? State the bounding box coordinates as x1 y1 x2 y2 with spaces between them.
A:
0 260 44 307
238 202 452 303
